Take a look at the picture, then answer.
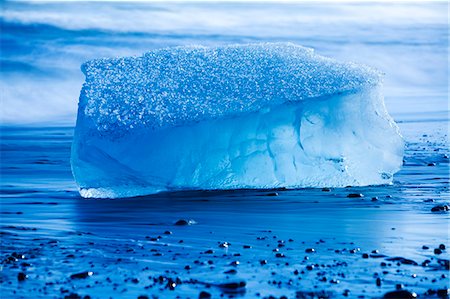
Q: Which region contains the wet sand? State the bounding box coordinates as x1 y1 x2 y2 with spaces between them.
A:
0 119 449 298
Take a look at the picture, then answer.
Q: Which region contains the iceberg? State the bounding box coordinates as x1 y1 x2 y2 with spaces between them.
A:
71 43 403 199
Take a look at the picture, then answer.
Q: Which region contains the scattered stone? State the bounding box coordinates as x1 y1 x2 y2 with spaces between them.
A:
243 245 252 249
434 248 442 254
431 205 449 212
347 193 364 198
371 197 378 201
385 257 418 265
383 290 417 299
70 272 93 279
266 192 279 196
422 245 429 250
199 291 211 299
224 269 237 274
439 244 446 250
305 248 315 253
164 231 172 235
260 260 267 265
321 188 331 192
18 272 28 281
175 219 191 226
362 253 369 258
219 242 229 248
216 281 246 291
376 277 381 286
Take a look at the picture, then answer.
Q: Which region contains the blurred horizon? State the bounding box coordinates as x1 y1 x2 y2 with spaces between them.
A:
0 0 448 126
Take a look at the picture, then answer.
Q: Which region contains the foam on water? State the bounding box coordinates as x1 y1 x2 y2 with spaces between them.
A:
72 43 403 198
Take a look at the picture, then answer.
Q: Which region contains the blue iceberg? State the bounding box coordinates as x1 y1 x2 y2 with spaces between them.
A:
71 43 403 198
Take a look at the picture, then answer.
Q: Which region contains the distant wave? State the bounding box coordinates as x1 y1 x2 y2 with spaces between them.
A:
0 1 448 125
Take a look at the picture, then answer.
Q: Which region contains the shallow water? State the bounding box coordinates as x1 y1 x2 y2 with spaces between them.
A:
1 116 449 298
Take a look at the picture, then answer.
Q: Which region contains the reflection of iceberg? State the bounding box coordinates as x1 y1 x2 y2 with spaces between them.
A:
71 43 403 199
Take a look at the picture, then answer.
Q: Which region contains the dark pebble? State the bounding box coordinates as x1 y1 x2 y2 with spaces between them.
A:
422 245 430 250
385 257 418 265
175 219 190 226
205 249 214 254
305 248 315 253
376 277 381 286
266 192 279 196
439 244 446 250
371 197 378 201
383 290 417 299
217 281 246 291
275 253 285 258
437 289 449 297
321 188 331 192
243 245 252 249
219 242 229 248
306 265 314 271
347 193 364 198
164 231 172 235
70 272 93 279
434 248 442 254
362 253 369 259
224 269 237 274
199 291 212 299
18 272 27 281
260 260 267 265
230 261 239 266
184 265 191 270
431 205 449 212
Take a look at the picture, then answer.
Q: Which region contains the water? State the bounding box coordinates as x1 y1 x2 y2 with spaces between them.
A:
0 1 449 298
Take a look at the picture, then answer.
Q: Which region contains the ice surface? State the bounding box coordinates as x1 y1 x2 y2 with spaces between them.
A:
71 43 403 198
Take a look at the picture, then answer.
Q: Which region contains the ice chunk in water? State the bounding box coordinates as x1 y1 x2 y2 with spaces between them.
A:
71 43 403 198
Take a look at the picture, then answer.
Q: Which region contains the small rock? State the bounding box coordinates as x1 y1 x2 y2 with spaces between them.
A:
70 272 93 279
439 244 446 250
434 248 442 254
431 205 449 212
362 253 369 259
18 272 28 282
164 231 172 235
266 192 279 196
422 245 430 250
175 219 190 226
219 242 229 248
371 197 378 201
305 248 315 253
376 277 381 286
321 188 331 192
224 269 237 274
347 193 364 198
260 260 267 265
199 291 212 299
383 290 417 299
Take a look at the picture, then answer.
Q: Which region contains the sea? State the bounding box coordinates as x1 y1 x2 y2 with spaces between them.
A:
0 1 449 298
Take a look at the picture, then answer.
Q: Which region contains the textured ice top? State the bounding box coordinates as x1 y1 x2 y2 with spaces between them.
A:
80 43 381 131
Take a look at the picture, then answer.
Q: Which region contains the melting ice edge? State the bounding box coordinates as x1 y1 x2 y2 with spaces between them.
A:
71 43 403 198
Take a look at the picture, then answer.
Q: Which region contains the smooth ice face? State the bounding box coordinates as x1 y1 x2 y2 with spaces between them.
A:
72 43 403 198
